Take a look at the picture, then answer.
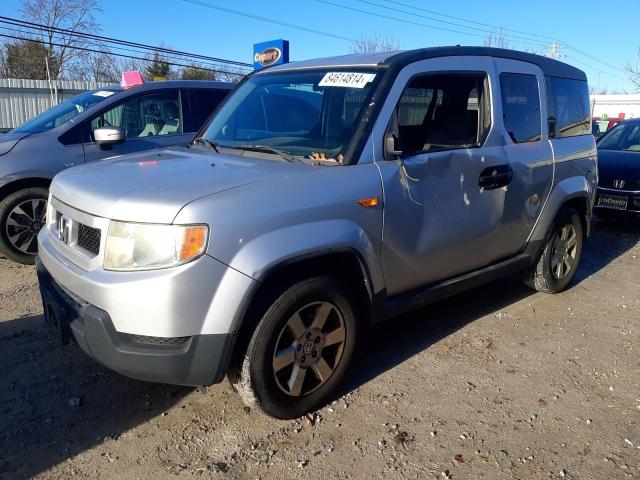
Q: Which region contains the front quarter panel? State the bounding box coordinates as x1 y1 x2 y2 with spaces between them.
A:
173 162 385 294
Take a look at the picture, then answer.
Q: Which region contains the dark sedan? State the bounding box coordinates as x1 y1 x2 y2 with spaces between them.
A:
595 118 640 218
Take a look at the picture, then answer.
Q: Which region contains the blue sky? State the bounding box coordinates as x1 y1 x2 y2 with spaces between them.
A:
1 0 637 91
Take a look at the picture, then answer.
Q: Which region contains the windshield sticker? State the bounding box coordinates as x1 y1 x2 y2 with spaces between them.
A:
92 90 115 97
318 72 376 89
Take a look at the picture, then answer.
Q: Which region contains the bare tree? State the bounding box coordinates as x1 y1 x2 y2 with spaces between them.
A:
20 0 102 79
626 48 640 92
350 34 400 54
483 27 510 49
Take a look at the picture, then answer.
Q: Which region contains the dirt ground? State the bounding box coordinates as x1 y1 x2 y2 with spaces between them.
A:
0 219 638 480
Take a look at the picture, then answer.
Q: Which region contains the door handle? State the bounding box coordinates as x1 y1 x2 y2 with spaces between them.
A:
479 165 513 190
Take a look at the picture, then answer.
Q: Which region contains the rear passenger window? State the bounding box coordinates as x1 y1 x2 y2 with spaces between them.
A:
390 73 489 155
546 77 590 138
500 73 541 143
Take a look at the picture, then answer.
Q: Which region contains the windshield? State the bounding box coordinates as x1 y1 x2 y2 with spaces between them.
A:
13 88 120 134
199 69 380 163
598 122 640 152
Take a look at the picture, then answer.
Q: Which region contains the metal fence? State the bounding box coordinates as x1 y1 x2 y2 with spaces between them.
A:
0 78 112 131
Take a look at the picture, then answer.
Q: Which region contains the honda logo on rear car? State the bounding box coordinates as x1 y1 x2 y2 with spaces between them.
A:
613 180 626 189
57 215 71 245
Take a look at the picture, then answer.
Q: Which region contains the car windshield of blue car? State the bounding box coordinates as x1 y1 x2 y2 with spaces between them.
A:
200 69 380 164
12 88 120 134
598 122 640 152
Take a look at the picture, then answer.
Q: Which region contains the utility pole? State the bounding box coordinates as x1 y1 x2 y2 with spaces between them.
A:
545 41 565 60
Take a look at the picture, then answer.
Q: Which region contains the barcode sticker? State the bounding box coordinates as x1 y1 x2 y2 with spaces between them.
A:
318 72 376 89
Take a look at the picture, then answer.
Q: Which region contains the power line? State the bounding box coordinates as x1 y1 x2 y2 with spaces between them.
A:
0 24 244 73
566 45 628 75
564 55 629 83
367 0 627 78
0 16 251 68
0 32 247 77
181 0 358 43
315 0 629 82
352 0 548 47
374 0 559 42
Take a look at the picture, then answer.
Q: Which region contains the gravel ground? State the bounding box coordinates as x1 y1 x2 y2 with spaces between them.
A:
0 219 638 480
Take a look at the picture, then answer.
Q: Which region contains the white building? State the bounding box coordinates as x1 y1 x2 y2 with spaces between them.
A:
590 94 640 120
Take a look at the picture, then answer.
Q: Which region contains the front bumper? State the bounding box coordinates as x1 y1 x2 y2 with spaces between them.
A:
594 187 640 217
36 258 235 386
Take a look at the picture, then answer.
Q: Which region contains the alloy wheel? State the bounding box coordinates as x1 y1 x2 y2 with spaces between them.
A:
272 301 346 397
5 199 47 254
550 223 578 280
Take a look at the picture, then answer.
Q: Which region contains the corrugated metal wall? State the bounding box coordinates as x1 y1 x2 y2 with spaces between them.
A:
0 78 112 131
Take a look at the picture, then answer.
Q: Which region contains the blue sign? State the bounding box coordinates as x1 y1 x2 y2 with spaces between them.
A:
253 39 289 70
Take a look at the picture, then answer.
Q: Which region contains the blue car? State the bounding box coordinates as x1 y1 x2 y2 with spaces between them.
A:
0 79 234 263
595 118 640 219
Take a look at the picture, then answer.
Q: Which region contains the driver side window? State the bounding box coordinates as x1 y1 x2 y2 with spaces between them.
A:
390 72 490 155
90 90 183 140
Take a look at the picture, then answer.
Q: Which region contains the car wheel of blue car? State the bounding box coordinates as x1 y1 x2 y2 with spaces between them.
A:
0 187 48 264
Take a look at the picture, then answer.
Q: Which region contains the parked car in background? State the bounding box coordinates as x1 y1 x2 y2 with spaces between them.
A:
595 118 640 218
0 79 234 263
592 116 622 140
36 47 596 418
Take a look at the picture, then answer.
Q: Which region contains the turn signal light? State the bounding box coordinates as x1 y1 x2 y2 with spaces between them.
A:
358 197 379 208
179 226 208 261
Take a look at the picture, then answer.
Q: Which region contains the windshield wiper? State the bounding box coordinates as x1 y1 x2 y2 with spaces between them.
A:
192 137 220 153
230 144 297 162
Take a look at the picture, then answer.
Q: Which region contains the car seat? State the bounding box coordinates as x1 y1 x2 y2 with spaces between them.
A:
158 101 181 135
139 102 163 137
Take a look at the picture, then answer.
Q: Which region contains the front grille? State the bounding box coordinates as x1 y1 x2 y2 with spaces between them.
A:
599 178 640 190
77 224 101 255
129 334 191 346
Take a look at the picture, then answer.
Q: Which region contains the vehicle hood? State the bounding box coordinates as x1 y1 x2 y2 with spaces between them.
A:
597 149 640 181
51 147 308 223
0 132 31 156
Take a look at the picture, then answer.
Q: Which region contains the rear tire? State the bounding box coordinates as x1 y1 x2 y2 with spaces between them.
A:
0 187 48 264
523 208 583 293
229 276 358 419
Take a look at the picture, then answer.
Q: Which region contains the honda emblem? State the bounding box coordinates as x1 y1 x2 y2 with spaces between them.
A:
57 215 71 245
613 179 626 189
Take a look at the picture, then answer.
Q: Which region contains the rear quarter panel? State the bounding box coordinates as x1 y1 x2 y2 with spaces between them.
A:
529 135 597 243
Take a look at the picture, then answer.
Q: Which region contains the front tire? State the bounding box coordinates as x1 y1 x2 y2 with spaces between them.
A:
230 277 358 419
0 187 48 264
523 208 584 293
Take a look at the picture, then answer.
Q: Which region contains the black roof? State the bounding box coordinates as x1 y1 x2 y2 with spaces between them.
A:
383 47 586 81
267 46 586 81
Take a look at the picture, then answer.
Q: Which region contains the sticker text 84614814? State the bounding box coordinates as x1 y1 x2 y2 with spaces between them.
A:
318 72 376 89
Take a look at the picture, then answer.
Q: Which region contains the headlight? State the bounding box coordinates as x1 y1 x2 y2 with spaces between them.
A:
104 221 208 271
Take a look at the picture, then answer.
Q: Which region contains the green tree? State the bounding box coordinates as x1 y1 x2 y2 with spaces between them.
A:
4 40 60 79
181 64 216 81
145 52 170 80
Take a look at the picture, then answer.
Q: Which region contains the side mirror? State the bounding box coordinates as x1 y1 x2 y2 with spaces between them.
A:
94 127 125 149
548 117 557 139
385 135 402 159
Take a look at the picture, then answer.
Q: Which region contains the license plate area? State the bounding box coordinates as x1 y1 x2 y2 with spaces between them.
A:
43 301 73 345
598 195 628 210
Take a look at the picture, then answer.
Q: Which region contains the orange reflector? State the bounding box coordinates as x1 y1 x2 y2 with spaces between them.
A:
358 197 379 208
179 226 207 260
